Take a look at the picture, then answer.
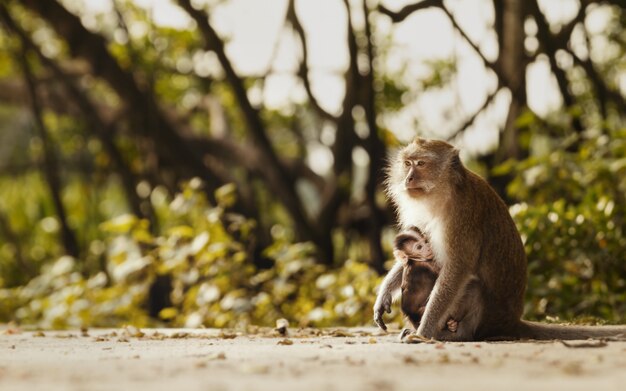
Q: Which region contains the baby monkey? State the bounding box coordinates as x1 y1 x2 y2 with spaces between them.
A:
394 227 458 334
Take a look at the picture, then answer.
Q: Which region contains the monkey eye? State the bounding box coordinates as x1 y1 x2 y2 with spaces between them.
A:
404 160 411 167
416 160 425 167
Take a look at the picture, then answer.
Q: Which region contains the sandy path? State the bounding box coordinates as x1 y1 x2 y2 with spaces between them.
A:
1 328 625 391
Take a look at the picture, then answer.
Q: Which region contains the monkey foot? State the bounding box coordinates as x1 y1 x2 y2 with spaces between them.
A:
446 318 458 333
398 328 413 342
399 329 433 344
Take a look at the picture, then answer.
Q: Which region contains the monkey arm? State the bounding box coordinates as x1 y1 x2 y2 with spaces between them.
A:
373 261 404 331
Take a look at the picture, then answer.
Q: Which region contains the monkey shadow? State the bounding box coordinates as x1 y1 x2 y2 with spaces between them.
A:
397 334 618 347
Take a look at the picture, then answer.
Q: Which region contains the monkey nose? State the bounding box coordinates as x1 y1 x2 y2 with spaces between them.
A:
405 176 419 189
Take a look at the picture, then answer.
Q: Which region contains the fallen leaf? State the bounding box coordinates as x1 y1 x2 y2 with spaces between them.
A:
219 331 237 339
54 333 76 339
329 329 354 337
123 326 145 338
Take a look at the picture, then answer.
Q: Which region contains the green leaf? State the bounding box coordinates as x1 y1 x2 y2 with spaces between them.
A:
158 307 178 320
215 183 237 208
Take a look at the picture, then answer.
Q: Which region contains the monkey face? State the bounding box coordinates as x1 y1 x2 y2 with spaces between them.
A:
394 227 434 263
387 138 461 199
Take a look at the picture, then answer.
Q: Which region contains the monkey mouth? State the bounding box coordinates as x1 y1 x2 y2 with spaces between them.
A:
405 186 426 195
405 182 434 195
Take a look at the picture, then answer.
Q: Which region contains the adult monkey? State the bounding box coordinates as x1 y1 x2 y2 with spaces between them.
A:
374 137 626 341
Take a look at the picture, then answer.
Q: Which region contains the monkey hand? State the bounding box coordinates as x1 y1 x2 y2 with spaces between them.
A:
373 293 392 331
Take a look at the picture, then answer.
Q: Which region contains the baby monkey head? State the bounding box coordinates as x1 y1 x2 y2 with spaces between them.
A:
393 226 434 264
387 137 463 200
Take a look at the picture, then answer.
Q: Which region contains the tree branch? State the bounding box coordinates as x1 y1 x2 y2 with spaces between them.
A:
19 0 223 194
378 1 527 100
175 0 319 248
446 86 502 142
317 0 361 254
530 0 584 136
0 4 149 219
16 44 80 258
286 0 338 122
440 6 496 66
569 48 626 115
377 0 443 23
361 0 386 274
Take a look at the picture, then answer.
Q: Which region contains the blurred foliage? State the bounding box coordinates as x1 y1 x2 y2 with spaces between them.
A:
504 129 626 323
4 129 626 328
0 181 383 328
0 0 625 329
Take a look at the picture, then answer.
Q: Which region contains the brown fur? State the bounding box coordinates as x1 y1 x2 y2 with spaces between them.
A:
375 137 626 341
394 227 439 329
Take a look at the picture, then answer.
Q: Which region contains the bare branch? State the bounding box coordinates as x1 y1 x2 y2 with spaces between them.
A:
361 0 386 274
377 0 443 23
192 136 325 193
175 0 319 246
18 0 223 193
318 0 361 239
439 6 500 78
0 4 148 219
530 0 584 135
570 49 626 115
447 86 502 142
14 42 80 258
378 1 526 99
286 0 338 122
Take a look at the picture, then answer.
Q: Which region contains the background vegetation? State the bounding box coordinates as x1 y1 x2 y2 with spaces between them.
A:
0 0 624 329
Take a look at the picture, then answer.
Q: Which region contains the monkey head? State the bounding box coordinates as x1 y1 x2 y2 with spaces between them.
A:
386 138 464 201
393 226 434 263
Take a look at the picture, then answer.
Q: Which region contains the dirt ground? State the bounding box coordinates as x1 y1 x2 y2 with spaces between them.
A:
1 327 625 391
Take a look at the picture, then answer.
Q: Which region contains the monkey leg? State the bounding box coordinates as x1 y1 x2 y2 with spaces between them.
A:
399 328 413 342
432 280 483 342
399 317 459 343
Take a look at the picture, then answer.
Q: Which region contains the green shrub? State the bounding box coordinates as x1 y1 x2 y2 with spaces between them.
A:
1 181 383 329
507 131 626 323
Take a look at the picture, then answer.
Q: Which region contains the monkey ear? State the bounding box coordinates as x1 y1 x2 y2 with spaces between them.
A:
450 148 465 179
450 148 461 165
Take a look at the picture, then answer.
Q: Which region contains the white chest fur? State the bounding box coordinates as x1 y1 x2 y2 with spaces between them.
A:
396 195 449 268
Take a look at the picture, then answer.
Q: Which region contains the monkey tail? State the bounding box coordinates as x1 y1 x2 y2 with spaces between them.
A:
507 320 626 341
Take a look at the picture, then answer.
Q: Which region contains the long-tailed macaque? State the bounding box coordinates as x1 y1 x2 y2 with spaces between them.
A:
374 137 626 341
